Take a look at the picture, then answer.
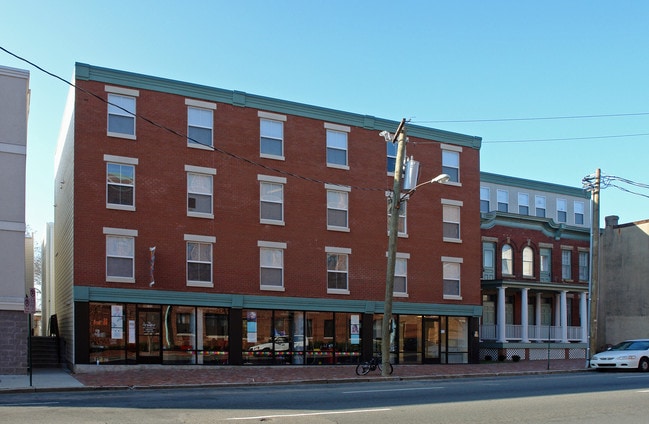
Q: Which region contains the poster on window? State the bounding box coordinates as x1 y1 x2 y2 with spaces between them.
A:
247 311 257 343
351 314 360 345
111 305 123 339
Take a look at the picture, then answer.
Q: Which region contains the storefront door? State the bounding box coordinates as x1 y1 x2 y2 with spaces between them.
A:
137 307 162 364
423 317 440 364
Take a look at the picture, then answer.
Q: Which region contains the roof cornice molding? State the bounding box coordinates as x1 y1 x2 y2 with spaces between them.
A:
480 171 590 199
75 63 481 149
480 211 590 241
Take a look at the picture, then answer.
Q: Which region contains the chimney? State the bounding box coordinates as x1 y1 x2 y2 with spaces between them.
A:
605 215 619 227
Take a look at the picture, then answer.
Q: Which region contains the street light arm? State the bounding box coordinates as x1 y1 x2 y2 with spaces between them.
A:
399 173 450 201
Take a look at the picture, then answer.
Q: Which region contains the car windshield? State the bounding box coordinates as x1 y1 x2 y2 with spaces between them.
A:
610 341 649 351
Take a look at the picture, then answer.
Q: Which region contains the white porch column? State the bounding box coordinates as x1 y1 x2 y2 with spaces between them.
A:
497 286 507 343
521 288 529 343
535 293 542 340
554 294 561 341
580 292 588 343
560 290 569 343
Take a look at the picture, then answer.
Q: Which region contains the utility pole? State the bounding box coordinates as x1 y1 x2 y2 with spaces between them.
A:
589 168 601 362
382 119 407 377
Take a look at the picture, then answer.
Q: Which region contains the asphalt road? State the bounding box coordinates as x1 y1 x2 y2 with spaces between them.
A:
2 371 649 423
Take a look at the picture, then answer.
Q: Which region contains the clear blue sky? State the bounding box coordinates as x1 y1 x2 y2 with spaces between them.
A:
2 1 648 240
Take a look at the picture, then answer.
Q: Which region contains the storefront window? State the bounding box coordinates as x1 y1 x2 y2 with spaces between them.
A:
446 317 469 363
333 313 362 364
242 309 274 364
399 315 422 364
89 302 126 364
200 307 229 364
163 305 196 364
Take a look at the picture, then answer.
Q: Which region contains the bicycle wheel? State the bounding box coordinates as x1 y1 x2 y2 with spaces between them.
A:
377 362 393 375
356 362 371 376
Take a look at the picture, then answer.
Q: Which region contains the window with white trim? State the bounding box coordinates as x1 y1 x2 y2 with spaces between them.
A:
561 249 572 280
326 247 350 293
186 165 216 218
535 195 546 218
441 144 461 183
522 246 534 277
104 227 137 283
497 189 509 212
259 175 285 225
482 241 496 280
578 250 589 281
557 198 567 223
387 196 407 235
574 201 585 225
107 90 137 138
502 244 513 276
442 257 462 299
259 112 285 159
325 123 350 168
540 247 552 282
518 192 529 215
105 155 138 210
386 141 397 173
326 184 350 231
394 254 409 295
442 199 462 242
186 99 216 148
480 187 490 212
185 234 215 287
258 241 286 290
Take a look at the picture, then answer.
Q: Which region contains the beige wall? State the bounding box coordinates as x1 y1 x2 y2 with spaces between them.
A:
599 216 649 346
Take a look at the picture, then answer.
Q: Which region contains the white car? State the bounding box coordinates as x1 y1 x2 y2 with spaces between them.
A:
249 336 306 352
590 339 649 372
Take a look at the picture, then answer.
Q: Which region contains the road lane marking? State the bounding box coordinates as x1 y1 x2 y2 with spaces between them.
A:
1 402 60 406
343 386 444 394
227 408 391 420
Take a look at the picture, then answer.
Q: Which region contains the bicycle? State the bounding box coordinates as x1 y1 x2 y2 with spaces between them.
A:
355 356 393 375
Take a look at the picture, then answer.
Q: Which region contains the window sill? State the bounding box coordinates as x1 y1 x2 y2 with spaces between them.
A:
260 153 285 161
188 211 214 219
260 219 285 226
443 237 462 243
326 163 350 171
393 292 409 298
106 277 135 284
327 226 350 232
108 132 136 140
107 204 135 212
187 142 213 151
260 285 285 292
444 181 462 187
187 281 214 288
327 289 350 295
443 295 463 301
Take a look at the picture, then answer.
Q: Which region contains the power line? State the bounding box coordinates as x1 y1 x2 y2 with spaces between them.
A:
484 133 649 144
414 112 649 124
1 45 388 193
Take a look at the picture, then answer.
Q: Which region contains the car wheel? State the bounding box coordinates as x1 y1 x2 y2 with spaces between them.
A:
638 358 649 372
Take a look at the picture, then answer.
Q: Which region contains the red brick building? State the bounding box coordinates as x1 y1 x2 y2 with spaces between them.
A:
479 172 591 361
54 63 483 367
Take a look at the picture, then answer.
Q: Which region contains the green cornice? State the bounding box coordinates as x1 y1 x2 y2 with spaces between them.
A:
481 172 590 199
74 286 482 317
481 211 590 241
75 63 481 149
481 279 588 292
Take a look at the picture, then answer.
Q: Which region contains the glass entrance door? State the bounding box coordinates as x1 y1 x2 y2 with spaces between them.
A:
423 317 440 364
137 307 162 364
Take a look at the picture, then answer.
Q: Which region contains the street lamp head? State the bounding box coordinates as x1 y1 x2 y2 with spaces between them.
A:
430 173 450 184
379 130 393 142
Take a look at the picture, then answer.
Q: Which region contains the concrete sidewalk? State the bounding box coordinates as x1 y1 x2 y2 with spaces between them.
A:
1 359 591 393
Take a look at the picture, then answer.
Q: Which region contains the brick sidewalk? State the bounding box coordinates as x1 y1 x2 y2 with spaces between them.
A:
72 359 589 389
